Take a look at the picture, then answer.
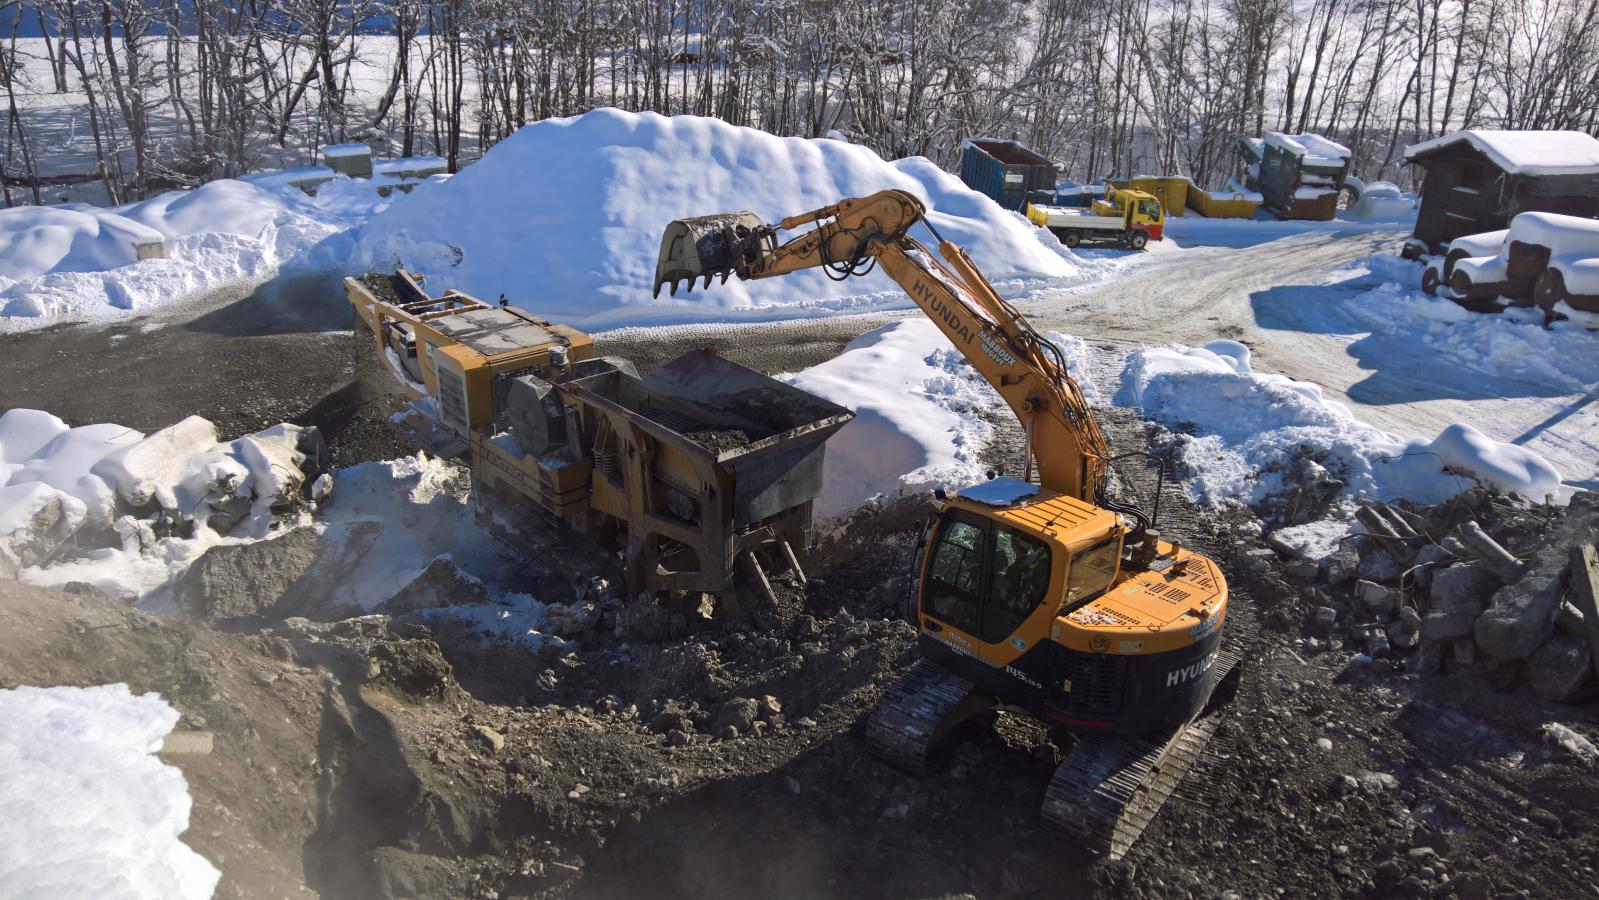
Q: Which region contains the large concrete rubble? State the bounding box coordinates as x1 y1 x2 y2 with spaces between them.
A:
1269 488 1599 703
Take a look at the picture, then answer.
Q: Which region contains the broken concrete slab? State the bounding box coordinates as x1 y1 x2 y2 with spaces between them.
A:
1357 580 1397 615
1429 562 1497 617
1320 547 1360 586
1420 612 1472 644
1474 548 1569 661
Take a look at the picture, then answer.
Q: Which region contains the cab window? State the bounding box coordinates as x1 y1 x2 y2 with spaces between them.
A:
926 518 985 635
981 525 1052 644
1066 538 1121 607
1138 199 1162 222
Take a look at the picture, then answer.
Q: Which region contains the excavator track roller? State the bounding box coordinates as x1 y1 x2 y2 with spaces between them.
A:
865 660 992 775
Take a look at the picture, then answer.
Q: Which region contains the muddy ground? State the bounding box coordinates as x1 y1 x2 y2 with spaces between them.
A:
4 277 1599 899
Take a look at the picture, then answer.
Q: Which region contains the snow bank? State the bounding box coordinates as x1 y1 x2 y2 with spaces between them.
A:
0 683 218 900
1351 272 1599 393
354 110 1078 328
0 409 314 597
1406 130 1599 177
783 319 1004 518
0 177 394 330
1120 339 1563 510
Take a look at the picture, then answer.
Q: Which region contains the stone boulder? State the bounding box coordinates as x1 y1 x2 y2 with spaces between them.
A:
176 520 382 622
175 527 323 622
711 697 759 735
1528 637 1593 703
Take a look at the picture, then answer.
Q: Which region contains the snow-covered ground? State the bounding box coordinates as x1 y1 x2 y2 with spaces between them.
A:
0 683 219 900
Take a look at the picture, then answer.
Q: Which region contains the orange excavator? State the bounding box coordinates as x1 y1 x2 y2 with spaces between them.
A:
655 190 1237 857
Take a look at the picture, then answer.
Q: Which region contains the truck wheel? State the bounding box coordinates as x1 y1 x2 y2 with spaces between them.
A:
1128 231 1149 250
1534 269 1567 324
1056 229 1082 248
1420 266 1441 296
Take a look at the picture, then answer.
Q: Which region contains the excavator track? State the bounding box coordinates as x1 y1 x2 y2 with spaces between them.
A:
865 660 989 775
1041 647 1243 859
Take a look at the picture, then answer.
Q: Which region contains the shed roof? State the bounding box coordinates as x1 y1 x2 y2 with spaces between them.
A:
1404 130 1599 176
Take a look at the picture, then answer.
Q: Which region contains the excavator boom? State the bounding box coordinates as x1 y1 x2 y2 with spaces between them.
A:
655 190 1109 502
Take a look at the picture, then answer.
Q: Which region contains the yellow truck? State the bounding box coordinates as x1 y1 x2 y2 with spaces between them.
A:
1026 187 1165 249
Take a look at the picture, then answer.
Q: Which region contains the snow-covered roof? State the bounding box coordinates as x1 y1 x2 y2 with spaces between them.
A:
1405 130 1599 176
1264 132 1351 166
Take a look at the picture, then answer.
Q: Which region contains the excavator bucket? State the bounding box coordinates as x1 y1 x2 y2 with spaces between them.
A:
654 212 767 297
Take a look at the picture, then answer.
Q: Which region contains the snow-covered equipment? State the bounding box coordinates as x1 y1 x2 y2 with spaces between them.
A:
1024 185 1165 249
346 268 854 612
656 188 1236 860
1442 213 1599 323
1244 132 1352 221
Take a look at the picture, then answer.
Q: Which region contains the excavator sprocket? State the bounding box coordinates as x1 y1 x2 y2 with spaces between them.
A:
865 659 990 775
1041 647 1242 859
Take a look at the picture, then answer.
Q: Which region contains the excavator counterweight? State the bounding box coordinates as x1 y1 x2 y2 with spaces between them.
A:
656 191 1237 858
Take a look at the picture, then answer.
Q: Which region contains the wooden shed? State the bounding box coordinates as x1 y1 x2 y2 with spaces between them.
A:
1403 130 1599 254
1240 132 1352 221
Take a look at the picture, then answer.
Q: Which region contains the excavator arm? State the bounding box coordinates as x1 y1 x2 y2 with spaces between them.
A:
655 189 1109 502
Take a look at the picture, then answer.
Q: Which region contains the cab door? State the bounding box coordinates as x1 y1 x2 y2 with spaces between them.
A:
921 512 991 651
921 512 1056 663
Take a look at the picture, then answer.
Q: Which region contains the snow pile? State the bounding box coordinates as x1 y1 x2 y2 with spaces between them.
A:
0 683 219 900
1343 179 1415 222
0 205 164 282
1120 339 1564 510
1351 276 1599 392
354 110 1078 328
0 408 315 597
313 453 519 611
784 319 1006 518
1406 130 1599 176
